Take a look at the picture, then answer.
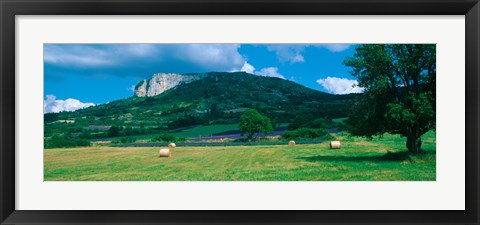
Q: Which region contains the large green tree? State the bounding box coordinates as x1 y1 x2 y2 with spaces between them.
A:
239 109 273 139
344 44 436 153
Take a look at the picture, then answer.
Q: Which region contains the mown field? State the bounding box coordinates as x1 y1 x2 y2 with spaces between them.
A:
44 131 436 181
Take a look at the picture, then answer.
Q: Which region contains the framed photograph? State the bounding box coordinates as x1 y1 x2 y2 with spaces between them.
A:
1 0 479 224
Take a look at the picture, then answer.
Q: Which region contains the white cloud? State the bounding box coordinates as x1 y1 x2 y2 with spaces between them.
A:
44 95 95 113
123 44 156 57
321 44 351 52
266 45 306 64
44 45 140 67
255 67 286 79
264 44 351 64
316 76 364 94
291 54 305 63
240 62 255 74
44 44 353 82
177 44 245 71
44 44 245 75
127 85 136 92
239 62 286 79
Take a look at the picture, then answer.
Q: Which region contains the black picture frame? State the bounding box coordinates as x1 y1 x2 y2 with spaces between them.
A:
1 0 479 224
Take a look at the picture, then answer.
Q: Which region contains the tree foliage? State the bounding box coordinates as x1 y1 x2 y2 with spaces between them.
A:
238 109 273 139
344 44 436 153
108 126 122 137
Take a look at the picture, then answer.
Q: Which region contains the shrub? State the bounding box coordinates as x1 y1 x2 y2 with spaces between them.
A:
281 128 334 140
44 135 91 149
150 133 185 143
233 138 251 142
120 137 136 143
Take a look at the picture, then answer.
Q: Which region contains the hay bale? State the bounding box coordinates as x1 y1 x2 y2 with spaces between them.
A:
329 141 341 149
288 140 296 146
168 143 176 149
159 148 171 157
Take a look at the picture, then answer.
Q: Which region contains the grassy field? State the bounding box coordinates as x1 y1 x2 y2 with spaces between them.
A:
44 131 436 181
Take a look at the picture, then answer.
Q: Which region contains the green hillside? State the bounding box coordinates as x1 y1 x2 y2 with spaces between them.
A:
44 72 359 146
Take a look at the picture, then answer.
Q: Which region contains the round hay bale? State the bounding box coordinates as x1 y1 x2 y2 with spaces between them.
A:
159 148 171 157
288 140 296 146
329 141 341 149
168 143 176 149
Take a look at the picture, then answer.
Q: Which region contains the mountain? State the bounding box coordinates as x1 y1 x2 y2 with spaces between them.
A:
134 73 205 97
44 72 359 140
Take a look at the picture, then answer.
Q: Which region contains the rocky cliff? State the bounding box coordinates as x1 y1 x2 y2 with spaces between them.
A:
134 73 203 97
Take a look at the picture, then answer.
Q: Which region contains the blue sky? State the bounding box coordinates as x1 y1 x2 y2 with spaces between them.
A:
44 44 363 113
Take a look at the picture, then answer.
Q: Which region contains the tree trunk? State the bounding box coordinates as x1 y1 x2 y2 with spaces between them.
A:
406 134 422 154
